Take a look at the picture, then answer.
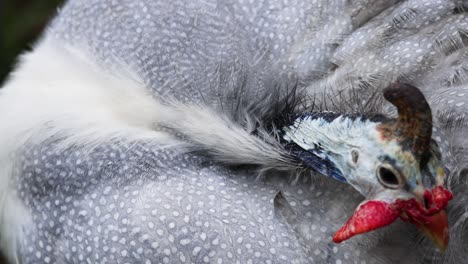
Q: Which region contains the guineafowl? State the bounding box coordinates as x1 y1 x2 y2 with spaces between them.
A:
0 0 467 263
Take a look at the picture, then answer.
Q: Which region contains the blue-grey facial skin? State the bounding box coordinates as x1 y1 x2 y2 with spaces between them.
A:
10 0 468 263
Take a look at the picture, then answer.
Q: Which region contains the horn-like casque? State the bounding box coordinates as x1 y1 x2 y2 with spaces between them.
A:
382 83 433 157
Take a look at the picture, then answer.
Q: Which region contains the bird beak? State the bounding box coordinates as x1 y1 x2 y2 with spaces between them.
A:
399 186 452 251
332 186 452 250
412 209 449 251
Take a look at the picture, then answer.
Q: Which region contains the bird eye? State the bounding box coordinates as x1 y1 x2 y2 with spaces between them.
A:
377 165 402 189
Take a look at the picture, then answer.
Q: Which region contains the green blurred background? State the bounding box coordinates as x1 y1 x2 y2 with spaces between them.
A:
0 1 65 262
0 0 64 85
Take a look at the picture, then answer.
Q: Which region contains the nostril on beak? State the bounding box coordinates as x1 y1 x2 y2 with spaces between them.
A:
423 196 430 209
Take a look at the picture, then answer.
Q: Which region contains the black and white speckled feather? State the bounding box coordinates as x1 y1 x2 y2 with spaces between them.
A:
0 0 467 263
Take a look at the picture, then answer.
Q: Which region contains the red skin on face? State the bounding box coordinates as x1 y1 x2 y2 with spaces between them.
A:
332 186 453 243
332 200 400 243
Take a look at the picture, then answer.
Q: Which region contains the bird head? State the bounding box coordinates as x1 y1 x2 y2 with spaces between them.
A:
282 83 453 250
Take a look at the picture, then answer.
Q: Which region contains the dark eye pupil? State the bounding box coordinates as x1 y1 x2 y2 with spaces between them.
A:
378 167 400 187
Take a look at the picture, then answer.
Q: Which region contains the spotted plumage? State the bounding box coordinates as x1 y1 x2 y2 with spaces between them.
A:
0 0 467 264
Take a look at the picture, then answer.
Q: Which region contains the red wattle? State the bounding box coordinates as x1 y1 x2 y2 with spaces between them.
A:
331 186 453 244
332 200 401 243
423 186 453 214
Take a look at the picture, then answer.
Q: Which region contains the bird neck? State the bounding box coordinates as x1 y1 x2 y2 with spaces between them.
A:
281 112 386 182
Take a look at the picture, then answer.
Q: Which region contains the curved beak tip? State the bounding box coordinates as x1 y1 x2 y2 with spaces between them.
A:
416 210 449 251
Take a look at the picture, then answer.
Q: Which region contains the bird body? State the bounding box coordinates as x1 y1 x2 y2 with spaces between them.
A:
0 0 467 263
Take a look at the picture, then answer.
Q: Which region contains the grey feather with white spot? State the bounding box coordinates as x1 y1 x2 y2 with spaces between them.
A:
3 0 468 263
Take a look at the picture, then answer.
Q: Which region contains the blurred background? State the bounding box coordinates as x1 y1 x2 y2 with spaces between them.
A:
0 1 65 262
0 0 64 85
